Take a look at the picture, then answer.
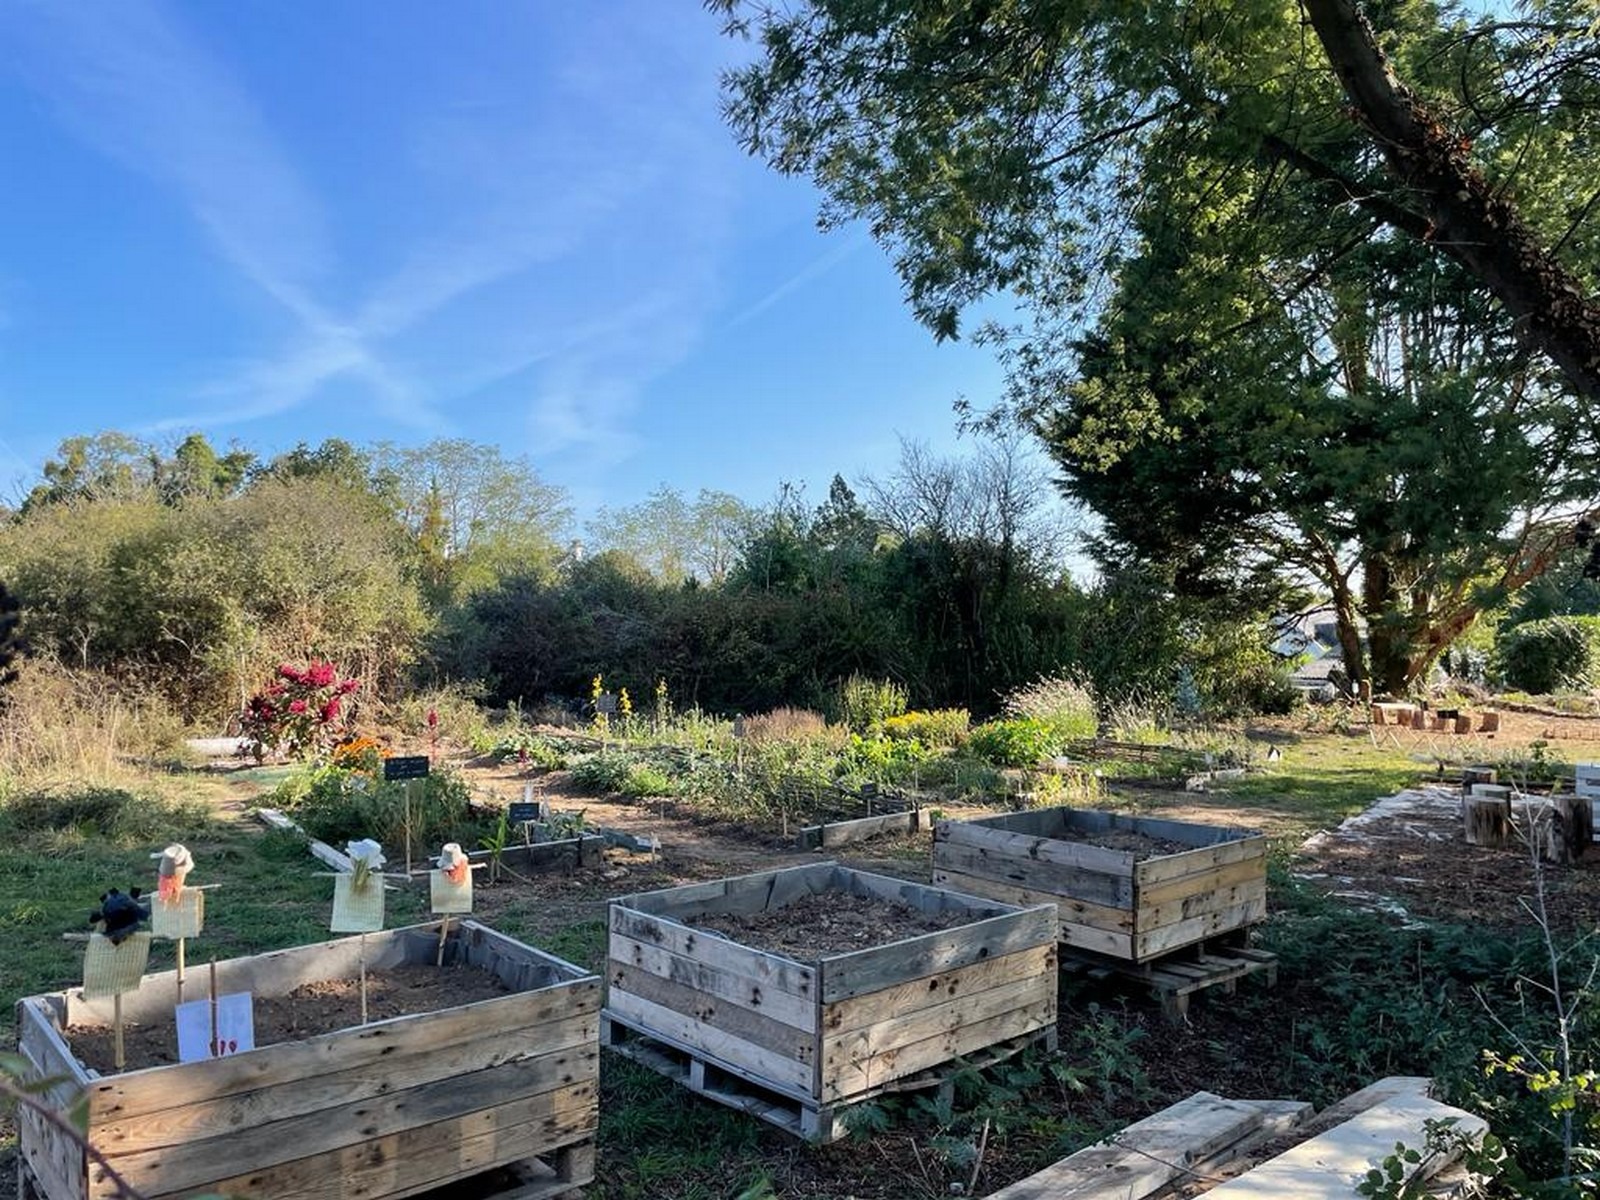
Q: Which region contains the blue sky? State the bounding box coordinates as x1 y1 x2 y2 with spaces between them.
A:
0 2 1012 514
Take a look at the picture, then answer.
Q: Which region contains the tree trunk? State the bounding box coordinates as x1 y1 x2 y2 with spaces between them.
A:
1303 0 1600 403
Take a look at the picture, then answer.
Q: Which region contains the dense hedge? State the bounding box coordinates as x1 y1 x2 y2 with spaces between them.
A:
1495 615 1600 694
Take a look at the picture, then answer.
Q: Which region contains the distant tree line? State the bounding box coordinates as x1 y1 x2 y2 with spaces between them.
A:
0 429 1296 723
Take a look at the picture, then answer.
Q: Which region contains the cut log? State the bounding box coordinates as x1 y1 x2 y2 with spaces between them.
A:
1524 796 1593 864
1464 796 1512 848
1479 711 1500 733
1461 766 1497 792
1454 715 1473 735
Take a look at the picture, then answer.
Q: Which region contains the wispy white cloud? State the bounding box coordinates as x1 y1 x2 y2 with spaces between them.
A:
3 1 756 474
724 237 862 331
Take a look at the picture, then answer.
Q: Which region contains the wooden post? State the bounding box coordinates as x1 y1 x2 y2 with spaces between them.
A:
359 932 369 1024
176 936 186 1005
1480 711 1501 733
1464 795 1512 847
1454 715 1473 735
436 916 450 968
113 993 124 1072
209 960 219 1057
1462 766 1498 792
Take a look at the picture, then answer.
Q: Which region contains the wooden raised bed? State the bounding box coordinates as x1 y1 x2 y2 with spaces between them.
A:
933 808 1267 963
602 862 1057 1142
15 922 599 1200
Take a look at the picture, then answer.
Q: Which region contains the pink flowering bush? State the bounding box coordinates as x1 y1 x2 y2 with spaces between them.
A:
240 659 360 760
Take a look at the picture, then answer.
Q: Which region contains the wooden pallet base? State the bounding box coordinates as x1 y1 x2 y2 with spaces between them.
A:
601 1010 1056 1143
17 1138 594 1200
1060 932 1278 1022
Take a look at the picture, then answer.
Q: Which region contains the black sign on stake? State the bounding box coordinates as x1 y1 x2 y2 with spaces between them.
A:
507 801 541 825
595 693 618 716
383 755 430 781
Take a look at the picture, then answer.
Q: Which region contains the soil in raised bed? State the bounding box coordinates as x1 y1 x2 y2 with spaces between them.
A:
686 890 976 960
67 962 511 1074
1060 827 1202 859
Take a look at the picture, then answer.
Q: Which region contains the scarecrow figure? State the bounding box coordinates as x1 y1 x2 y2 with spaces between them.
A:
154 843 194 902
439 842 469 886
89 888 149 945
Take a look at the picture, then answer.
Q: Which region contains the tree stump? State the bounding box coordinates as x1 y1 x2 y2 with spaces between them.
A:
1454 715 1473 735
1411 710 1429 730
1524 796 1594 864
1464 795 1512 848
1462 766 1497 792
1371 706 1386 726
1479 711 1500 733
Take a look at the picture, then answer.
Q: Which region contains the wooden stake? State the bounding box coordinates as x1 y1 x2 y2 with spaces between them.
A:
113 993 124 1072
176 936 186 1005
209 961 219 1057
359 932 369 1024
404 779 416 877
436 916 450 967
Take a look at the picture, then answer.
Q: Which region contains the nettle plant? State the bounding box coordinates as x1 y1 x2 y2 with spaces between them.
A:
241 659 360 760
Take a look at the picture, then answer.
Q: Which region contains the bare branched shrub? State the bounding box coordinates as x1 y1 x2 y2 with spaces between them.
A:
742 707 833 746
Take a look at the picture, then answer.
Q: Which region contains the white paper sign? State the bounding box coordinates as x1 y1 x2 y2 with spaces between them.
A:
176 993 255 1062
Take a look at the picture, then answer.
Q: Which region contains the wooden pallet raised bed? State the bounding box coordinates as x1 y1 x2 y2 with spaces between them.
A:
933 807 1267 963
602 862 1058 1142
16 922 599 1200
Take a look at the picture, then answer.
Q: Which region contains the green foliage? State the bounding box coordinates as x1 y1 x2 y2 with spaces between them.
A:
881 708 970 747
1002 675 1098 742
621 763 676 798
487 728 569 769
836 673 908 734
1496 616 1600 694
568 752 636 795
2 785 212 846
966 718 1063 768
273 761 484 850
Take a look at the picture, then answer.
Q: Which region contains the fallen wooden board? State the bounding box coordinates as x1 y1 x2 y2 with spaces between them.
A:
256 807 353 872
796 809 933 851
984 1092 1309 1200
1202 1097 1486 1198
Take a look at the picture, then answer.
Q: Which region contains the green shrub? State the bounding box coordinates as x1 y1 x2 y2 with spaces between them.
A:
844 733 933 782
1001 674 1098 741
1 786 211 845
569 751 634 794
1496 616 1600 693
836 674 908 734
488 728 568 768
881 709 971 747
966 718 1064 767
274 762 482 849
622 763 676 798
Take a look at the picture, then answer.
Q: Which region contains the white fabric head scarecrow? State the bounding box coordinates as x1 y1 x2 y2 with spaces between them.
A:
438 842 469 886
153 843 194 903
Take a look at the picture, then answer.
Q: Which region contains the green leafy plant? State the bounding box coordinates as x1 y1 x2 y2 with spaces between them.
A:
882 708 971 747
569 751 634 794
837 673 908 734
966 718 1064 768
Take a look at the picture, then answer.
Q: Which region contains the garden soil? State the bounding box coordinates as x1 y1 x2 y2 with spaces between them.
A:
66 962 511 1074
688 890 976 959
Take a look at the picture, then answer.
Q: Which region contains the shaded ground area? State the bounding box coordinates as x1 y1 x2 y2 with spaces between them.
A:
1292 786 1600 931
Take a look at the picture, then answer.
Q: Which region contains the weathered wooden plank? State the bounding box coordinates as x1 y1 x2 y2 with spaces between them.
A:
835 867 1013 918
797 809 933 851
16 1102 82 1200
820 905 1055 1004
459 921 594 984
1136 855 1267 909
618 862 835 918
101 1045 596 1195
256 807 354 873
1135 835 1266 886
604 991 816 1095
609 906 818 1002
933 868 1156 957
607 932 816 1031
1137 879 1268 933
821 997 1055 1101
144 1085 597 1200
958 808 1071 839
93 1021 597 1157
1203 1097 1486 1197
936 820 1137 877
17 999 91 1109
607 959 816 1064
931 841 1133 908
822 944 1054 1037
89 983 598 1123
821 972 1052 1080
983 1091 1272 1200
1134 896 1268 960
